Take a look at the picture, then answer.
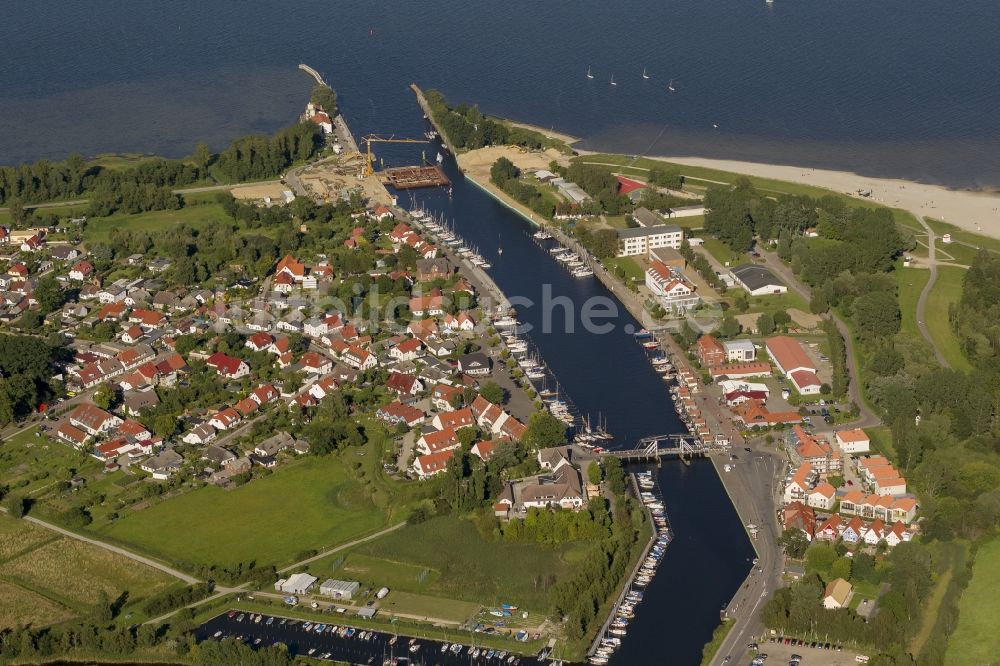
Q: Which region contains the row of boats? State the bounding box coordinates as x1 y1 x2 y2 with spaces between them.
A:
411 209 494 269
400 636 525 664
635 329 677 383
548 245 594 278
590 471 672 665
499 327 579 427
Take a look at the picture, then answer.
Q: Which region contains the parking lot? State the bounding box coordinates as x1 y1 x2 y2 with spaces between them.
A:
746 636 867 666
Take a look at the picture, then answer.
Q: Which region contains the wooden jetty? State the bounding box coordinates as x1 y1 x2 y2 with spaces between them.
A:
377 165 450 190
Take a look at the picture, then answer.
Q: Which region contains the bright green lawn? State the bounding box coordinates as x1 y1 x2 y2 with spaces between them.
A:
99 455 389 568
894 266 931 341
866 426 896 458
701 237 742 267
605 256 645 283
945 539 1000 665
925 266 971 372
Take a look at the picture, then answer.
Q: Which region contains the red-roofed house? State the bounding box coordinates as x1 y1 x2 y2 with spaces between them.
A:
432 407 475 431
275 255 306 282
432 384 463 411
765 336 820 394
209 407 241 430
390 337 424 362
342 345 376 371
616 175 646 195
836 429 871 454
206 352 249 379
471 440 497 461
246 332 274 352
783 462 815 504
416 427 461 455
782 501 815 541
807 482 837 510
376 401 425 427
69 261 94 281
386 371 423 396
69 404 122 436
413 450 455 479
696 335 726 368
299 351 333 375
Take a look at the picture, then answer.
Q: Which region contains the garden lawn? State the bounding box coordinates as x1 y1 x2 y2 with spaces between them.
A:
701 237 742 267
349 516 589 613
945 539 1000 665
604 256 645 284
925 266 971 372
99 455 388 568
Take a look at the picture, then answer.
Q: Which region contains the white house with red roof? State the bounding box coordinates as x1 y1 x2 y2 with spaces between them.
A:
432 407 475 432
645 260 700 312
209 407 242 430
206 352 250 379
342 345 376 371
413 450 455 479
245 332 274 352
69 404 123 436
275 255 306 282
299 351 333 375
416 427 461 455
376 401 425 427
807 482 837 510
69 261 94 281
836 428 871 454
389 337 424 362
783 462 815 504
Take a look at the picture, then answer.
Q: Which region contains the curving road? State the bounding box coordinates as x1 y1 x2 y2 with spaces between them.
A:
913 215 951 368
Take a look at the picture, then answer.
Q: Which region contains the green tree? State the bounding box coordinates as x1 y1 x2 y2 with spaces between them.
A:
92 589 114 624
778 528 809 558
191 142 212 172
479 381 507 405
4 494 26 518
34 276 65 314
310 84 338 116
587 461 602 486
717 315 741 338
757 312 776 336
152 414 176 439
602 456 627 495
93 383 117 410
522 411 568 449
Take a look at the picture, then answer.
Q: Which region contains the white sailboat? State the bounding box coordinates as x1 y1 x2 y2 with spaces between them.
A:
610 74 616 86
642 67 650 80
586 65 594 80
668 79 676 92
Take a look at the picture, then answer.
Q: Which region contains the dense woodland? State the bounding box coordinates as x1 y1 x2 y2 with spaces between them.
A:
0 334 68 424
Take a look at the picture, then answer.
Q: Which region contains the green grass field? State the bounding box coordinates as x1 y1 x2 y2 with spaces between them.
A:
82 200 231 242
866 426 896 458
99 454 389 568
894 266 931 341
945 539 1000 665
338 516 589 614
925 266 971 372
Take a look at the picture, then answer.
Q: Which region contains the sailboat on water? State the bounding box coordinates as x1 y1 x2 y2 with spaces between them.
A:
586 65 594 79
642 67 650 80
668 79 676 92
610 74 616 86
497 234 503 257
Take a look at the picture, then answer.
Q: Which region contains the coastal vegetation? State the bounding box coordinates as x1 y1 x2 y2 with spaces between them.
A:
423 89 571 154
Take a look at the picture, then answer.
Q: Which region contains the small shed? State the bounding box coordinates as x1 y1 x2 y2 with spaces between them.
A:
357 606 377 619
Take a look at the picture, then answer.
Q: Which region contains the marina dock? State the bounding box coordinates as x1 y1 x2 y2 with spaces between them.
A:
586 472 671 663
377 165 450 189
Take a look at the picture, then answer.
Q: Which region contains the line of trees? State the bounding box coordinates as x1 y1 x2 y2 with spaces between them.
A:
489 157 554 218
423 90 556 152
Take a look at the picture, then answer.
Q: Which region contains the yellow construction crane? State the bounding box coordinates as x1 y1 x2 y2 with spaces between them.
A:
360 134 429 177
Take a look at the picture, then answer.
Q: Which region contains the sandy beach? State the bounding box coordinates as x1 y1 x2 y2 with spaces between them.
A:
642 155 1000 240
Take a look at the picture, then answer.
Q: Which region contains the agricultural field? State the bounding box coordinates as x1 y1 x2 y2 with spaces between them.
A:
945 539 1000 665
344 516 589 614
99 453 390 568
0 579 76 630
0 515 174 629
3 536 175 608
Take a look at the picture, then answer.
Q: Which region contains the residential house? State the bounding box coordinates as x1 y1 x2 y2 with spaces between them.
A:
389 338 423 362
386 371 423 396
300 351 333 375
458 352 490 376
183 422 217 445
69 261 94 281
783 462 815 504
723 339 757 362
413 449 455 479
822 579 853 610
140 449 184 480
376 401 425 428
520 466 586 511
209 407 242 430
432 407 475 431
69 404 122 436
807 482 837 510
782 501 816 540
616 224 683 257
416 427 461 455
432 383 463 411
836 429 871 455
696 335 726 368
206 352 250 379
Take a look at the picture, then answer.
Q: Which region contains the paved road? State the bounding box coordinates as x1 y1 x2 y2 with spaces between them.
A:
913 215 951 368
710 444 786 666
0 507 199 584
757 250 881 430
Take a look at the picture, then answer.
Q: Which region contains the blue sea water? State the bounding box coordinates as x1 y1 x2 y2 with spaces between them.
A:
4 0 1000 186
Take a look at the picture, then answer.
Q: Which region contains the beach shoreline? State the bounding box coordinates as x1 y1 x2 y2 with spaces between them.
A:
574 149 1000 241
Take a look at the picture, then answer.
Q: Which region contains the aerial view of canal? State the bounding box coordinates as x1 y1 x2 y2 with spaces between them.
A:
399 142 757 665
